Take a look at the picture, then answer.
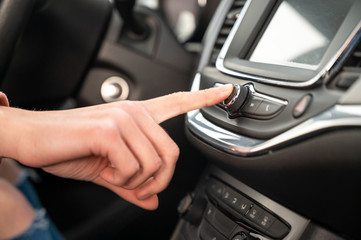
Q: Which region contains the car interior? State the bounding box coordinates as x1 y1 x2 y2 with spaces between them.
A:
0 0 360 239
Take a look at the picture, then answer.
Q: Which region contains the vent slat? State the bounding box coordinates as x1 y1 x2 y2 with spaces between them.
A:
220 27 232 36
233 0 246 8
209 0 244 65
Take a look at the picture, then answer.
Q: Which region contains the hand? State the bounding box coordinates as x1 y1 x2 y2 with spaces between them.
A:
0 85 233 210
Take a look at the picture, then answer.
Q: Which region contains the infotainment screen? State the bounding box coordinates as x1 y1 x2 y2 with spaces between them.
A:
249 0 355 70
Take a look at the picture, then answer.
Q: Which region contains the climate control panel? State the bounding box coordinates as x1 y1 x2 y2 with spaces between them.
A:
216 83 288 119
205 177 290 239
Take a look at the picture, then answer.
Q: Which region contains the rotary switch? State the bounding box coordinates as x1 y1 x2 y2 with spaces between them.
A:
223 84 249 118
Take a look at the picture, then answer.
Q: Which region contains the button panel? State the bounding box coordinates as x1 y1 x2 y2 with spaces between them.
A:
206 178 290 239
216 83 287 120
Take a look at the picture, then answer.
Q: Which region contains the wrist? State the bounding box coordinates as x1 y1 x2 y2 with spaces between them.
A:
0 92 9 164
0 106 32 163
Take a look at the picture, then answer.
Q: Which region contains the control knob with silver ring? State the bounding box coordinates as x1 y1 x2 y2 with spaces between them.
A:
223 84 249 118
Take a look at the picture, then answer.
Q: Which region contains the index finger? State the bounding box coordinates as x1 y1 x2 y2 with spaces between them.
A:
141 84 233 124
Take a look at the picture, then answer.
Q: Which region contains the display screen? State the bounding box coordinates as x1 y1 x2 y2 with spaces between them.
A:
249 0 354 69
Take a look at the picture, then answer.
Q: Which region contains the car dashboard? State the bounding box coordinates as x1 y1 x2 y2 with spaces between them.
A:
1 0 360 239
171 0 361 239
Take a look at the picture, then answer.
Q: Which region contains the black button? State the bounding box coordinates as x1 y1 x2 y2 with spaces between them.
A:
257 212 276 229
204 204 216 223
221 186 232 202
255 100 283 116
222 188 243 210
235 196 252 215
246 205 264 222
266 219 290 239
293 94 312 118
207 179 224 198
241 96 263 114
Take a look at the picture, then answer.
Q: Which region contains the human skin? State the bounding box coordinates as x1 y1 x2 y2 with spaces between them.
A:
0 84 233 210
0 179 36 239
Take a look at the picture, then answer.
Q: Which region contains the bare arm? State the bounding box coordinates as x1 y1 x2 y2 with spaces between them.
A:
0 84 232 210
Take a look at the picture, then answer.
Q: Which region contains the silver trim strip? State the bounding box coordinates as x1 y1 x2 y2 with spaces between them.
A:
216 0 361 88
187 74 361 157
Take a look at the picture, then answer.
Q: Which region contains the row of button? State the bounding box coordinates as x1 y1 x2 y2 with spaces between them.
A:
241 94 284 118
206 178 290 239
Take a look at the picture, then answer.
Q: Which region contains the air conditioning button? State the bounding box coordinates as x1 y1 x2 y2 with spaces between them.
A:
241 96 263 115
254 100 283 116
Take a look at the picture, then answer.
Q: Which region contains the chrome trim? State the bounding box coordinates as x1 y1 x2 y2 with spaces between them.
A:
187 74 361 156
224 84 240 107
216 0 361 88
187 105 361 156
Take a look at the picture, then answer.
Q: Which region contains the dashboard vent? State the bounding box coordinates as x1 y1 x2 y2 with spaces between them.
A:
209 0 246 65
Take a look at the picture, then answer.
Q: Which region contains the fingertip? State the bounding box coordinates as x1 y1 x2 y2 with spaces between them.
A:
214 83 233 97
202 83 233 105
94 177 160 210
137 193 155 201
138 194 159 210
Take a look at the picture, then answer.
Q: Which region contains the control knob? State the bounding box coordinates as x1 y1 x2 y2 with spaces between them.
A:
223 84 249 118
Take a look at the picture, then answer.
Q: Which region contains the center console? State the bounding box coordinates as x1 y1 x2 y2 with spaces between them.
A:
171 0 361 239
172 166 308 240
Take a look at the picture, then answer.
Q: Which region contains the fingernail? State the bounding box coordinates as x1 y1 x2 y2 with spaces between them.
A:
138 193 154 200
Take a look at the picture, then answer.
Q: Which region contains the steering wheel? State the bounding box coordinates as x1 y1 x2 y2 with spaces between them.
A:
0 0 36 79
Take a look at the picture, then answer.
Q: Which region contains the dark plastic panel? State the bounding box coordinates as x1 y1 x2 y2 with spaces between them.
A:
78 8 195 106
0 0 36 79
186 127 361 240
198 67 341 139
1 0 111 108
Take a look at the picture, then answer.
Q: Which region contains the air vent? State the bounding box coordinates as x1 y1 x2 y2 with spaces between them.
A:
333 39 361 90
209 0 246 65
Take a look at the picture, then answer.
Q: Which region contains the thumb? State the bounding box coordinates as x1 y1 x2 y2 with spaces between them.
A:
141 84 233 124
